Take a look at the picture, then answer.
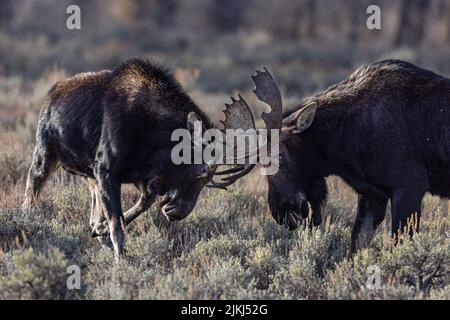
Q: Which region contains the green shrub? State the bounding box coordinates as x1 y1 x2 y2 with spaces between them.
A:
0 247 75 299
139 257 253 299
246 245 284 290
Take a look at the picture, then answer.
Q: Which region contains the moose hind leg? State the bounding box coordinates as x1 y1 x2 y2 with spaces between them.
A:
22 139 57 211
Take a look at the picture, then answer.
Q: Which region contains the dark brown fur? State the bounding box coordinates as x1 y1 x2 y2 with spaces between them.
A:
23 58 215 260
268 60 450 252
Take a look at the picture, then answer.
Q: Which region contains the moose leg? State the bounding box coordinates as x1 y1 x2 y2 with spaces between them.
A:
86 178 100 229
22 136 57 211
84 178 112 247
389 164 429 239
390 188 425 238
92 180 157 237
93 189 113 248
123 193 153 223
124 180 158 224
350 194 388 254
87 179 106 236
94 163 125 262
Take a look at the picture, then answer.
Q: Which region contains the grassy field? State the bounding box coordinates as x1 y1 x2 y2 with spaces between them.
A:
0 162 449 299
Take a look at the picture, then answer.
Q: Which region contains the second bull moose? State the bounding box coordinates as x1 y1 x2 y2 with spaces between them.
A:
219 59 450 253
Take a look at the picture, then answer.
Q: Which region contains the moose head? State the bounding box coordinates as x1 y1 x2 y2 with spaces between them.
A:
203 68 322 230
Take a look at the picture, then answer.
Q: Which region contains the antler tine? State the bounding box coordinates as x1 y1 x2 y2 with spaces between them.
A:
251 67 283 130
221 94 256 131
209 68 282 189
217 94 257 166
214 165 246 176
220 164 256 182
207 164 256 189
207 179 229 190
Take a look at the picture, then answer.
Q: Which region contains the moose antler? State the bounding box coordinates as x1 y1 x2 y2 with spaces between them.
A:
208 94 256 189
221 94 255 131
252 67 283 135
207 67 282 189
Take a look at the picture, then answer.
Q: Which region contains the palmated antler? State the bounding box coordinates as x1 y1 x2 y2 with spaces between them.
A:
253 67 283 133
208 94 256 189
221 94 256 131
207 67 283 189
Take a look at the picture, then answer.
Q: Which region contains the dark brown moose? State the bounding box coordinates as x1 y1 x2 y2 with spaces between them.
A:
216 60 450 253
22 58 280 261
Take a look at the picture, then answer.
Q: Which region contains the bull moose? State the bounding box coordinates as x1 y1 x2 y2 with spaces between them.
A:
22 59 215 261
22 58 280 261
213 59 450 253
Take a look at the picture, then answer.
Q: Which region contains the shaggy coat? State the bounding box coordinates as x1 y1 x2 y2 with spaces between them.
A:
23 59 215 260
269 60 450 251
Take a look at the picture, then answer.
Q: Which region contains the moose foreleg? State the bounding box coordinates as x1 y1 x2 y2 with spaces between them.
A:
91 180 156 238
93 160 125 262
123 190 156 225
350 194 388 254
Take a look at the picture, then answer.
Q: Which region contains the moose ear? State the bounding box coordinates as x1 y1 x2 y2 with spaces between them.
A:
187 112 209 146
187 112 204 133
293 102 317 134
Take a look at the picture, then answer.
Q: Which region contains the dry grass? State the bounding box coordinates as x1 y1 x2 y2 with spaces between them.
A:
0 36 448 300
0 163 448 300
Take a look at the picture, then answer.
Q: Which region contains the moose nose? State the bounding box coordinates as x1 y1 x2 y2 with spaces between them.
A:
162 204 183 221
